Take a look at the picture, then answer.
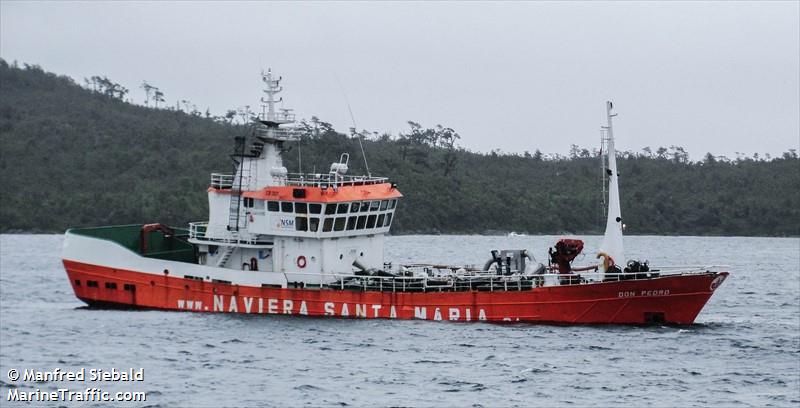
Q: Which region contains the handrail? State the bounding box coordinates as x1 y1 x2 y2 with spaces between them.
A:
282 172 389 187
210 173 234 189
258 112 296 123
275 266 724 292
208 171 390 189
256 128 299 140
188 222 272 246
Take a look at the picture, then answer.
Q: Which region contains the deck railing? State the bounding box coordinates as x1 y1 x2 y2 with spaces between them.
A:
210 173 235 189
256 128 300 141
278 265 726 293
258 112 296 123
208 172 389 190
282 173 389 187
188 222 273 247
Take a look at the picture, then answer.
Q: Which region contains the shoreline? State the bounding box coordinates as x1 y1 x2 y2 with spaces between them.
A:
2 230 797 238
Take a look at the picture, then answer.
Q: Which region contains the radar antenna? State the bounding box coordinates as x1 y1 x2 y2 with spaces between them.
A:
335 74 371 177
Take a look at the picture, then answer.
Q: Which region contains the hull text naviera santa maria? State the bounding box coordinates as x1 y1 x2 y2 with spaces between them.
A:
62 71 728 324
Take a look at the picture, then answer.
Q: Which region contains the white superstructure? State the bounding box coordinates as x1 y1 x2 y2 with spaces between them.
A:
187 70 402 286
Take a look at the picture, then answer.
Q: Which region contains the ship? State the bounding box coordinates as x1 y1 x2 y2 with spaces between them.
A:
62 71 728 324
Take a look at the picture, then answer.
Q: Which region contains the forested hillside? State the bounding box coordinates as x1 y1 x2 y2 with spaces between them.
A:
1 61 798 236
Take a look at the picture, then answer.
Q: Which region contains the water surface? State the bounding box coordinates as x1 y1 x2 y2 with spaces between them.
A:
1 234 798 407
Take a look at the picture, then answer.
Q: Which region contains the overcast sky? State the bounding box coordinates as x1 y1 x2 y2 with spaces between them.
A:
2 1 798 159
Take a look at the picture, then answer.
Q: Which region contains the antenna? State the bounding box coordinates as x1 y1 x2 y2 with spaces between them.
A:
335 74 371 177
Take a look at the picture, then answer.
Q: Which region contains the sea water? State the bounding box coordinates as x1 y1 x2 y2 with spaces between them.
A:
1 234 798 407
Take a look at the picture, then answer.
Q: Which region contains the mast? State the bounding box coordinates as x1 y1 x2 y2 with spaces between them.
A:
251 68 298 190
599 101 625 272
261 69 281 123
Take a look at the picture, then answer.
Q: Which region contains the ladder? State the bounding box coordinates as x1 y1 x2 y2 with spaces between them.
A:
216 245 236 268
227 136 248 231
227 133 265 231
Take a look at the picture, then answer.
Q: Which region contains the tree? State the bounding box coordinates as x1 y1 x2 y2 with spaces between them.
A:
224 109 237 124
569 144 580 159
153 89 165 107
86 76 127 100
3 61 798 236
436 125 461 177
140 81 154 105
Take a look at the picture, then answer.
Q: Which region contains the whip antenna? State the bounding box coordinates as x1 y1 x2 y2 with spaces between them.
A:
335 74 371 177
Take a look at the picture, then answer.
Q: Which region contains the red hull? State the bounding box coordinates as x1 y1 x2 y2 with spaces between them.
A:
63 260 727 324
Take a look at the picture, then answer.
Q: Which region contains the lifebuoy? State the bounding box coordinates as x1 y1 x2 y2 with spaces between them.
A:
296 255 307 268
596 252 615 270
248 213 254 222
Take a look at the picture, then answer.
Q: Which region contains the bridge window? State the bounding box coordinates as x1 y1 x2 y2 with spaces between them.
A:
389 199 397 209
281 202 293 212
243 197 254 208
295 202 307 214
295 217 308 231
350 202 360 212
337 203 349 214
357 215 367 229
324 204 336 215
322 218 333 232
380 200 389 211
360 201 370 212
367 214 377 228
385 213 393 227
377 214 385 227
87 280 99 288
369 201 380 211
105 282 117 289
267 201 279 212
347 217 357 230
310 217 319 232
309 204 322 214
334 217 346 231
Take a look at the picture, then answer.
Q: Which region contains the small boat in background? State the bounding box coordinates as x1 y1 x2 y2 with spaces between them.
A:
62 73 727 324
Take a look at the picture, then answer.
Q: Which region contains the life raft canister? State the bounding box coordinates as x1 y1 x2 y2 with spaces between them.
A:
296 255 307 268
